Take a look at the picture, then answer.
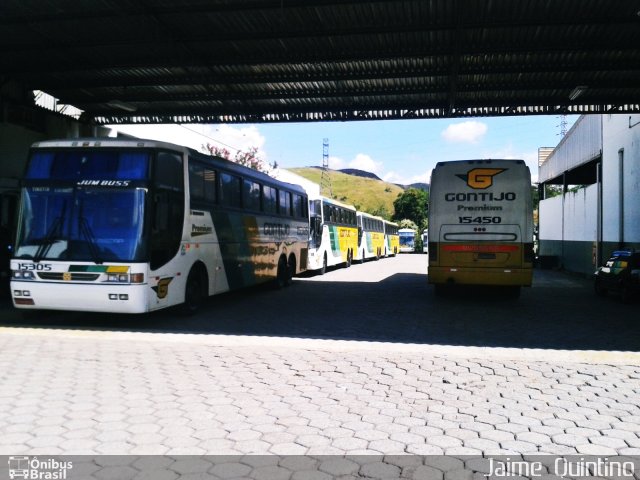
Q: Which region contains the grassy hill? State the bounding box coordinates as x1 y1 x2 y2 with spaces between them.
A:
288 167 404 219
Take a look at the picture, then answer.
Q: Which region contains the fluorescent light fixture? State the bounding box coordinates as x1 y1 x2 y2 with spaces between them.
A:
107 99 137 112
569 86 588 101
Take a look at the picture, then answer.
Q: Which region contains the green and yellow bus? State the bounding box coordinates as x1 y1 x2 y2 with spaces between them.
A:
11 138 309 313
307 196 358 273
354 211 385 262
428 159 534 297
384 220 399 257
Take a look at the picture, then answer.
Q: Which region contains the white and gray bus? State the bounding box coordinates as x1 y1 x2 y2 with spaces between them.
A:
428 159 534 296
11 138 309 313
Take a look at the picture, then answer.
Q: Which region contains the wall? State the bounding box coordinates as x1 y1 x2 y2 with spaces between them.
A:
539 185 598 274
539 114 640 274
601 114 640 254
0 105 104 186
539 115 602 183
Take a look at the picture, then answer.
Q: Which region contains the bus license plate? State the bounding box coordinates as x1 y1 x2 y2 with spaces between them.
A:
478 252 496 259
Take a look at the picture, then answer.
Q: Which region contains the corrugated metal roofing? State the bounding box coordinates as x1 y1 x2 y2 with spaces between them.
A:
1 0 639 124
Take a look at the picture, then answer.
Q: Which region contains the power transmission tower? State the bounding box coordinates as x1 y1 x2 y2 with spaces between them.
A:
557 114 568 137
321 138 333 198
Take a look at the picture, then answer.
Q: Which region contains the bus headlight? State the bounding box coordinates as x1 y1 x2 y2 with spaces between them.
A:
107 274 129 283
12 270 35 280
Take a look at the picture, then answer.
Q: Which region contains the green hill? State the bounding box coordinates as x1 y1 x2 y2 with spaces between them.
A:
288 167 404 219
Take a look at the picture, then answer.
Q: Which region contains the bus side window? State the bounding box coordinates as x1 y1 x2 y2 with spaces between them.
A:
220 172 241 208
150 152 184 270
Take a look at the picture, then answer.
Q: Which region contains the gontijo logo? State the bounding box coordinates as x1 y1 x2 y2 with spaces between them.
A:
456 168 506 189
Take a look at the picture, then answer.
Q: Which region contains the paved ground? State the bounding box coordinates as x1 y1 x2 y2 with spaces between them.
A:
0 255 639 458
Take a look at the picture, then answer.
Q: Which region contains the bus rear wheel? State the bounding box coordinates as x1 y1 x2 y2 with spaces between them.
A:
275 255 288 289
345 250 352 268
286 254 296 286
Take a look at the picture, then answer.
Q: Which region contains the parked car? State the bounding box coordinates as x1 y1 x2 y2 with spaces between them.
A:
594 250 640 303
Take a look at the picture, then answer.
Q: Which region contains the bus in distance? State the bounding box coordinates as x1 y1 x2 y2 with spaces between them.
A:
307 196 357 273
354 212 385 262
398 228 416 253
11 138 309 314
422 229 429 254
428 159 533 297
384 220 399 257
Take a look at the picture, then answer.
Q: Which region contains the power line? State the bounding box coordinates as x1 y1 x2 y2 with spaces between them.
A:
178 124 244 153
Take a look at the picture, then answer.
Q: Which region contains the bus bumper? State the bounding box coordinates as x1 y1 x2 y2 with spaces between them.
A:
428 266 533 286
10 281 150 313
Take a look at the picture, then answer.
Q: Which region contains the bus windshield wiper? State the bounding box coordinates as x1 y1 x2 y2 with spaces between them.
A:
78 216 103 265
33 202 67 262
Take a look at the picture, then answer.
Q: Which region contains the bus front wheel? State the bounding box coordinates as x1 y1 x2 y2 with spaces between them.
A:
181 265 207 315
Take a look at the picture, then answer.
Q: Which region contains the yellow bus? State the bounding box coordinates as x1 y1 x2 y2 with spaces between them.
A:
354 212 385 262
428 159 534 297
384 220 399 257
308 196 358 273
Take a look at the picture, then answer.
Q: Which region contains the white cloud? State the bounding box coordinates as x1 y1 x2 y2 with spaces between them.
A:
441 121 488 144
329 156 346 170
481 145 540 183
348 153 384 175
383 170 432 186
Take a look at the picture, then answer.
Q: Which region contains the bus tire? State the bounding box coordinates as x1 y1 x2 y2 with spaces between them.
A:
286 254 296 286
345 250 352 268
275 255 288 289
320 253 327 275
180 264 207 316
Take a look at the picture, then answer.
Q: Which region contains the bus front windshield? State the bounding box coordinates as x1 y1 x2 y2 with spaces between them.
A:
16 187 147 263
399 233 415 247
14 149 150 263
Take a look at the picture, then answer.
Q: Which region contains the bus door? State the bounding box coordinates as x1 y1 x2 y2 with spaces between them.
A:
309 199 322 249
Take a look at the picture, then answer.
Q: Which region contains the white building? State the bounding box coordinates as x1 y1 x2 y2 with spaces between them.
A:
538 114 640 274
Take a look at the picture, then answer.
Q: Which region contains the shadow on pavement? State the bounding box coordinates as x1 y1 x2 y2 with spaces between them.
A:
1 268 639 352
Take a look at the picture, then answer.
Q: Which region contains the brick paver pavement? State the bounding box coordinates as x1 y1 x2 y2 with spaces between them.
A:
1 328 638 456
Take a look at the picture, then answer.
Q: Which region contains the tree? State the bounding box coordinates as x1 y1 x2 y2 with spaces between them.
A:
204 144 274 173
392 188 428 230
398 219 418 230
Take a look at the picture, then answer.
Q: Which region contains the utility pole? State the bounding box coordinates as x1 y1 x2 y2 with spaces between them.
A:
321 138 333 198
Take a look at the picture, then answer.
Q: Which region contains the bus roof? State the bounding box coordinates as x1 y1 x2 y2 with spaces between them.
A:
434 158 527 168
312 195 357 211
31 138 307 195
357 211 385 221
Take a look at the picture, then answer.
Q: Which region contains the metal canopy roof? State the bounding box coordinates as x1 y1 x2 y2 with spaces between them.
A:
2 0 640 124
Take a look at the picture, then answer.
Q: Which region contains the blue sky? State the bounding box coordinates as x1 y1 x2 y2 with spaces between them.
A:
110 115 577 184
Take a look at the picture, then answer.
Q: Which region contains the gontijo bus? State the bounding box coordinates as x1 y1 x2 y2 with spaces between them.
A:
383 220 399 257
354 211 385 262
307 195 357 273
11 138 309 313
398 228 416 253
428 159 533 296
